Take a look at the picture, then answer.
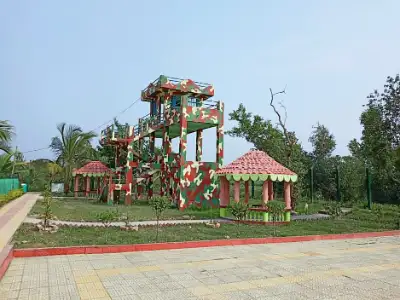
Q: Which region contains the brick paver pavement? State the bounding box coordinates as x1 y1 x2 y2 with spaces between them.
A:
0 193 40 253
1 235 399 299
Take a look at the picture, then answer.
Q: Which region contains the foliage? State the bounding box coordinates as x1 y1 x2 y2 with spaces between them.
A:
227 104 310 206
227 75 400 206
96 210 120 227
351 74 400 204
230 201 249 237
41 187 54 228
0 120 14 153
0 188 23 207
149 196 170 241
267 200 285 221
50 123 96 193
325 201 343 218
47 162 63 184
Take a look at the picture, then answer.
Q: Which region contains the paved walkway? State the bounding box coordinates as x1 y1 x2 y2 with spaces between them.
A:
23 214 329 228
1 235 399 299
23 217 223 227
0 193 40 253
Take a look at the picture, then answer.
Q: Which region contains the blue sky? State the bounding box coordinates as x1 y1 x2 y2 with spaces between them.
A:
1 0 399 164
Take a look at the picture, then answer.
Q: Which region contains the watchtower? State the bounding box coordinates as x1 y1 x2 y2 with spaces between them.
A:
101 75 224 209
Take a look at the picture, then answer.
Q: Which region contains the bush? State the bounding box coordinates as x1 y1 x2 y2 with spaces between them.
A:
230 201 249 237
96 210 120 227
0 188 24 207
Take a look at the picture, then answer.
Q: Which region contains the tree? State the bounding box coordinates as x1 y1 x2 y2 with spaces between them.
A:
350 74 400 204
50 123 96 193
227 103 309 206
309 123 336 159
0 153 13 175
0 120 14 153
150 196 170 242
308 124 338 201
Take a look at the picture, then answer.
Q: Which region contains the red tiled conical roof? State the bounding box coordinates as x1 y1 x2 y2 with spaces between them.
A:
216 150 296 175
73 161 111 175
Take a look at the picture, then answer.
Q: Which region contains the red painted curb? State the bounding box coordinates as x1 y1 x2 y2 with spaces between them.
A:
12 230 400 258
0 245 13 281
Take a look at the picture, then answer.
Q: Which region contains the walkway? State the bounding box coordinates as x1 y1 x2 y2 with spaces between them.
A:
0 193 40 253
23 214 330 228
23 217 223 227
1 235 399 299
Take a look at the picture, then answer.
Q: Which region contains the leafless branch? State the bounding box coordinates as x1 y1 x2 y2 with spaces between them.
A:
269 88 288 138
278 101 288 126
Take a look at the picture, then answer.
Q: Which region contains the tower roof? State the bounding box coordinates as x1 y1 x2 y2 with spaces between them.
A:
217 150 297 182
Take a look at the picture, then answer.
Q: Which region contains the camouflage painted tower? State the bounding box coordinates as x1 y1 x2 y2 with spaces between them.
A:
101 75 224 210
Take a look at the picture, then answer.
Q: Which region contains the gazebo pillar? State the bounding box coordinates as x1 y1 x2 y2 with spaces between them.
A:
234 181 240 203
244 181 249 204
219 176 230 217
74 175 79 199
268 180 274 200
262 181 269 206
107 175 113 205
97 177 101 195
284 181 291 221
85 176 90 197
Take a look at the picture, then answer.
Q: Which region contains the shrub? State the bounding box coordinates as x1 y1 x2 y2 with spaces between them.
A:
230 201 249 237
41 187 54 228
0 188 23 207
267 200 285 236
150 196 170 242
96 210 120 227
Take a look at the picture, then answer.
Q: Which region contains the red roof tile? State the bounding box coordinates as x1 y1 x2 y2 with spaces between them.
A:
74 161 111 175
216 150 296 175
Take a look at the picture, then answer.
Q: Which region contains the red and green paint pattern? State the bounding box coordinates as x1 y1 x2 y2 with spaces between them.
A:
179 162 219 208
101 75 224 210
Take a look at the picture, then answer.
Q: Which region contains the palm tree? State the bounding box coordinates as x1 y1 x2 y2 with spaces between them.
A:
0 120 14 153
50 123 96 193
0 150 27 176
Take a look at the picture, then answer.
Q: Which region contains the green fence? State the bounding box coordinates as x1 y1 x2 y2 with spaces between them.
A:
0 178 20 195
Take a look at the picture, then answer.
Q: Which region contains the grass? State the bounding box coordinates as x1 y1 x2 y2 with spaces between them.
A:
15 203 400 249
29 197 220 222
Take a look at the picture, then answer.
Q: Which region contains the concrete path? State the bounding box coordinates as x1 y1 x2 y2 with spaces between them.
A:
23 214 329 228
0 193 40 253
23 217 224 227
1 235 399 299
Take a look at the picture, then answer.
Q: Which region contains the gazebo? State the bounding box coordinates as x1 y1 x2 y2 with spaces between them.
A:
72 161 112 199
216 150 298 221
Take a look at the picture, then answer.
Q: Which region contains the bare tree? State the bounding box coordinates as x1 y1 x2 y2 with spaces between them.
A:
269 88 298 209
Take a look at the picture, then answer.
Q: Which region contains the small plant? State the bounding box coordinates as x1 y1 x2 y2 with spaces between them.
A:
326 201 343 218
267 200 285 236
41 187 54 228
123 212 130 227
150 196 170 242
230 201 249 237
96 210 119 227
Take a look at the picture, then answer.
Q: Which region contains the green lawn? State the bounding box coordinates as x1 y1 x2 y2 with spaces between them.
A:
29 197 220 222
15 203 400 249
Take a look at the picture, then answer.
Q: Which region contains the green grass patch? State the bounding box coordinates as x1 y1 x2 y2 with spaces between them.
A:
15 204 400 249
29 197 219 222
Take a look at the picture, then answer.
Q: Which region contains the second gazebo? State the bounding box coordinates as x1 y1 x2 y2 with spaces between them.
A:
216 150 298 221
72 161 112 199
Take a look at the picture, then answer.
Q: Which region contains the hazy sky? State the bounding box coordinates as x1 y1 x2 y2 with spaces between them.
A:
1 1 399 164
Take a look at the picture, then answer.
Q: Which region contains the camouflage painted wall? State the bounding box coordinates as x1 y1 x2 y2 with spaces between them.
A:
179 161 219 208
